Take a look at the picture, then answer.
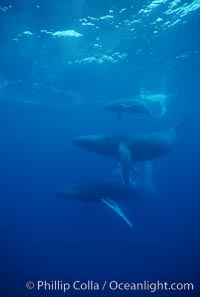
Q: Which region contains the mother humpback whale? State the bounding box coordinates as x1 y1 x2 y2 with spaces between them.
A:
73 118 190 185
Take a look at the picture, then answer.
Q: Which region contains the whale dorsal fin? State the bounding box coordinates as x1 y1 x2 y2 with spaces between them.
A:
119 143 132 186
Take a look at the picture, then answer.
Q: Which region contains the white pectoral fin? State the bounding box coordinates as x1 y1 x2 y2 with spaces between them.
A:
119 143 132 186
101 198 133 228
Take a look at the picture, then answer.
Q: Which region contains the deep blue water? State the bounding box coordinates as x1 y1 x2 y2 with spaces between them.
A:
0 0 200 296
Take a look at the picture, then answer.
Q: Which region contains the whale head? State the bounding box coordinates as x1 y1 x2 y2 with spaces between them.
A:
55 183 100 202
102 101 119 111
55 185 81 199
72 134 118 155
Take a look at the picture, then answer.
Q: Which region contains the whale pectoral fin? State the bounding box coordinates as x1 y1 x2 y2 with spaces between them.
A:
119 143 132 186
101 198 133 228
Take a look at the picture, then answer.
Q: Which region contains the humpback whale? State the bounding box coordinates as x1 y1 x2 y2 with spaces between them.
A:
102 98 153 120
73 118 190 185
55 182 136 227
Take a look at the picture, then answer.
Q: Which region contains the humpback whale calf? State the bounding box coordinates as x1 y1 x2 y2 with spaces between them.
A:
73 118 191 185
102 98 153 120
55 182 136 227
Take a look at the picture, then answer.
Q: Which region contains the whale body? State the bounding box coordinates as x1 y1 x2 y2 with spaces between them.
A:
73 129 176 161
73 118 190 185
56 182 136 227
56 181 135 202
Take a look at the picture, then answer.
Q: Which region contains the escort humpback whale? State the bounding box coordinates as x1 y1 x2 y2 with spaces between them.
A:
102 98 153 120
73 118 191 185
55 182 136 227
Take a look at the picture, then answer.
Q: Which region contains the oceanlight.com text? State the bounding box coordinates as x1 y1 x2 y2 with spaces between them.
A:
26 280 194 293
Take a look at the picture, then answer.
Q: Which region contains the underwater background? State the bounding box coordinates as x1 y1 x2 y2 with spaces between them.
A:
0 0 200 296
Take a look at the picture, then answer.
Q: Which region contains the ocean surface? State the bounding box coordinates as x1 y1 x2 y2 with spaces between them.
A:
0 0 200 296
